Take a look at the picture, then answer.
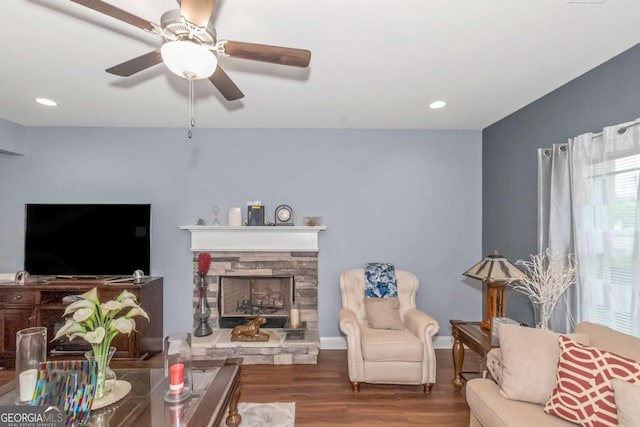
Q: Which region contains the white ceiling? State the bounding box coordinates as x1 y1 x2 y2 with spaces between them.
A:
2 0 639 130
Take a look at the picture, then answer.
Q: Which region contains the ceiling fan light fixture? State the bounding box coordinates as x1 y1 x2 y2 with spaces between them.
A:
161 40 217 80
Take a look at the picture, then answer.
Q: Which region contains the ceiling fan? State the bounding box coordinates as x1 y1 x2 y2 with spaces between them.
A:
69 0 312 102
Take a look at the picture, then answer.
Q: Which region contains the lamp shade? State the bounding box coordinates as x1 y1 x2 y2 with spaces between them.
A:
463 250 526 332
160 40 217 80
463 250 526 282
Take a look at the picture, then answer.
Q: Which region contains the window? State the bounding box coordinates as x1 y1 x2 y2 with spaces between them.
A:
580 153 640 336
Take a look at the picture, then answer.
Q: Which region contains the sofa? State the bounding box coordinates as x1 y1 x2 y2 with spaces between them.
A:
466 322 640 427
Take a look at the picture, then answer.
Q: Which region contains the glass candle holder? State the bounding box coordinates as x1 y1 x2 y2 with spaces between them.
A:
163 332 193 403
15 326 47 404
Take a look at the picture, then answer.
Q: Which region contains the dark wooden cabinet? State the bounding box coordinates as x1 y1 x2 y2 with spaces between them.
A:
0 308 36 356
0 277 163 368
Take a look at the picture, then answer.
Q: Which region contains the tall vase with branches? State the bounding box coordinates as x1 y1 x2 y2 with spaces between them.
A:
509 249 577 330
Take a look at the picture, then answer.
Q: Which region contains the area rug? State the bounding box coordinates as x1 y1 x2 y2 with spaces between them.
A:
237 402 296 427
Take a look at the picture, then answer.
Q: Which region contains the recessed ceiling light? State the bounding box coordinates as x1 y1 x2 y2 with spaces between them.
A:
34 98 58 107
429 100 447 109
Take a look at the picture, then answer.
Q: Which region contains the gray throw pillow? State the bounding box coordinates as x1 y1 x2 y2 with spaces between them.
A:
498 324 589 404
612 378 640 427
363 298 404 330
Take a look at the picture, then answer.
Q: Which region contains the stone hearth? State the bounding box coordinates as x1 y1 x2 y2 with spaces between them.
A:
180 226 326 364
192 329 320 364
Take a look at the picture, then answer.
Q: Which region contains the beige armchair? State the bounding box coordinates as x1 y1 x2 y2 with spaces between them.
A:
338 268 440 393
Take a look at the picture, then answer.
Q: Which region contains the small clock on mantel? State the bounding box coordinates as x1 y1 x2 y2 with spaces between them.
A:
275 204 294 226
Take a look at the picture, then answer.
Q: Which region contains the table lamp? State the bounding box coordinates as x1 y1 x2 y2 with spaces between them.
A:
463 250 526 332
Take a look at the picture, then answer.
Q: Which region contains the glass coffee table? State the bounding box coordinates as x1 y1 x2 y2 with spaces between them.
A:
0 358 242 427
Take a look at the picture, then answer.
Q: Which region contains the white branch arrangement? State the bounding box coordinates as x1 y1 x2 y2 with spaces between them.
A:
509 248 577 305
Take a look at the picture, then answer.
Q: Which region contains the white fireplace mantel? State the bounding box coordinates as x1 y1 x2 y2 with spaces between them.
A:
179 225 327 252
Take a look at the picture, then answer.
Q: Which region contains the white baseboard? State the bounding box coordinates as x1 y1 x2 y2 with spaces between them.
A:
320 336 347 349
433 335 454 349
320 335 453 350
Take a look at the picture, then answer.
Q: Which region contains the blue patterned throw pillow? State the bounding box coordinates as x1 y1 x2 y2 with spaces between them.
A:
364 263 398 298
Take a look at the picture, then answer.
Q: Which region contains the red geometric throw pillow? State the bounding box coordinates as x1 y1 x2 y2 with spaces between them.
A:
544 336 640 427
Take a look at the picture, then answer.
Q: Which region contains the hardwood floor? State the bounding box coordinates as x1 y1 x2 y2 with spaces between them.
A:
0 348 480 426
240 349 480 426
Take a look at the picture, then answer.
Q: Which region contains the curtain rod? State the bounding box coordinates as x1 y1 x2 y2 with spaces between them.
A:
541 120 640 156
591 120 640 138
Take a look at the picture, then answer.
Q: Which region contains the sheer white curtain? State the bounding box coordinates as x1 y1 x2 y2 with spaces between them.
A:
538 143 580 333
571 119 640 337
540 118 640 336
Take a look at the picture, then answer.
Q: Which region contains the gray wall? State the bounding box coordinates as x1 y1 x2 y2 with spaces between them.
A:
482 43 640 324
0 126 482 339
0 118 25 155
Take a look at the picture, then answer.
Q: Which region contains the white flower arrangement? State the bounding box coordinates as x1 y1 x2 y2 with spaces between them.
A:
54 287 149 356
509 248 577 328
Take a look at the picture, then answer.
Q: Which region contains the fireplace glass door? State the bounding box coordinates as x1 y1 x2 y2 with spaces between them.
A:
218 275 294 328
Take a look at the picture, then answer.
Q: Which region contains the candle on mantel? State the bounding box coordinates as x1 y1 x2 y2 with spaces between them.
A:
228 207 242 227
19 368 38 402
290 307 300 328
169 363 185 395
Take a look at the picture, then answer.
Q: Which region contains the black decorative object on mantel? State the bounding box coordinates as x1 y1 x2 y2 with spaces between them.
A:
247 202 265 226
194 253 213 337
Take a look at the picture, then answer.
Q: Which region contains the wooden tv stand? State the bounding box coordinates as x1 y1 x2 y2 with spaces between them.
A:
0 276 163 368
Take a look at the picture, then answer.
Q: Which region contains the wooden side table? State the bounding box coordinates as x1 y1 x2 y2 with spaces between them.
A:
450 320 499 391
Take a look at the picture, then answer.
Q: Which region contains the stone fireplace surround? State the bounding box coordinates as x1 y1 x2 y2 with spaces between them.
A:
180 226 326 364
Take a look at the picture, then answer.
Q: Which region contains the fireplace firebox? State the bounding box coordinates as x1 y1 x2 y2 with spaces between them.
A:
218 275 295 328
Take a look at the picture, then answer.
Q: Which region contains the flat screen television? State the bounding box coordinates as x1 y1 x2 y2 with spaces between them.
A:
24 203 151 276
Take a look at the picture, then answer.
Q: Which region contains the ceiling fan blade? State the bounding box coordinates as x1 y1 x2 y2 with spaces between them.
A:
222 41 311 68
209 66 244 101
70 0 156 32
180 0 216 27
106 51 163 77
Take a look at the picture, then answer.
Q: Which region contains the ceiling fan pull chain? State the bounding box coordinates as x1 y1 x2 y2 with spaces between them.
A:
188 79 195 139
